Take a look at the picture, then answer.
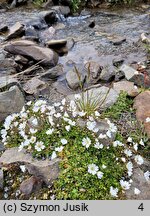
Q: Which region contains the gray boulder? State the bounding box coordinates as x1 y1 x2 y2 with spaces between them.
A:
0 85 25 122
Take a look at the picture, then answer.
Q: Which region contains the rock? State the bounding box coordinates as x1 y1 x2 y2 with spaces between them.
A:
113 57 124 67
0 148 60 185
0 141 5 152
0 25 8 34
0 58 17 75
20 176 43 195
133 91 150 137
6 22 25 40
51 6 70 16
40 27 56 43
27 18 47 30
39 11 58 25
67 86 119 110
23 77 48 95
46 39 67 49
40 64 64 80
0 169 4 190
15 55 29 65
113 81 139 97
0 85 25 122
66 70 85 90
4 40 59 67
10 0 28 8
100 65 115 82
59 0 71 7
24 27 39 42
141 33 150 43
125 167 150 200
109 36 126 45
0 76 19 90
119 64 138 80
84 61 103 84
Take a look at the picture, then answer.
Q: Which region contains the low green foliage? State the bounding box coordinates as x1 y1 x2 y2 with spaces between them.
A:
102 91 133 119
54 131 125 200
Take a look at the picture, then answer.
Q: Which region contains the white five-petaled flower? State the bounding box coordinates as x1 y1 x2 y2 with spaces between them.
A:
30 128 38 134
20 165 26 173
55 146 64 152
134 188 141 195
87 121 96 131
102 164 107 169
30 136 36 143
124 149 132 157
113 140 124 147
94 142 103 149
61 138 68 145
145 117 150 123
31 118 38 126
61 98 66 105
110 186 118 197
35 141 45 152
126 161 133 177
134 155 144 165
82 137 91 149
139 139 144 146
120 180 131 190
94 111 101 117
97 171 104 179
54 113 61 118
46 128 54 135
127 137 133 143
133 143 138 151
88 164 99 175
65 125 71 132
99 133 107 139
51 151 57 160
74 94 81 100
144 171 150 182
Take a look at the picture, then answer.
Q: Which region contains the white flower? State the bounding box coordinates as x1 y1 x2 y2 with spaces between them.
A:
69 100 76 111
64 112 69 118
102 164 107 169
65 125 71 132
31 118 38 126
46 128 54 135
40 105 47 113
34 100 46 107
121 157 126 163
135 155 144 165
95 111 100 117
20 165 26 173
35 141 45 152
13 121 19 127
139 139 144 146
51 151 57 160
54 102 61 107
94 142 103 149
30 128 37 134
126 161 133 177
144 171 150 182
72 111 78 117
30 136 36 143
107 120 117 133
32 106 40 113
55 146 64 152
110 186 118 197
68 119 76 126
48 116 54 126
124 149 132 157
97 171 104 179
23 139 31 146
61 138 68 145
88 164 99 175
106 130 112 138
61 98 66 105
127 137 133 143
145 117 150 123
120 180 131 190
99 133 107 139
26 101 32 106
87 121 96 131
78 111 86 117
82 137 91 148
19 122 26 130
133 143 138 151
113 140 124 147
74 94 81 100
134 188 141 195
54 113 61 118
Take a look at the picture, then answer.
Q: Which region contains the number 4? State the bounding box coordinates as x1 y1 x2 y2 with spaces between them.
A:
138 203 144 211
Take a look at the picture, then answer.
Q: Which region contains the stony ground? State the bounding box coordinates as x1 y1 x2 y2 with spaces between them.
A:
0 0 150 200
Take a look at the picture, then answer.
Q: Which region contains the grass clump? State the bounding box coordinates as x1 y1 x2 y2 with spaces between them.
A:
102 91 133 119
